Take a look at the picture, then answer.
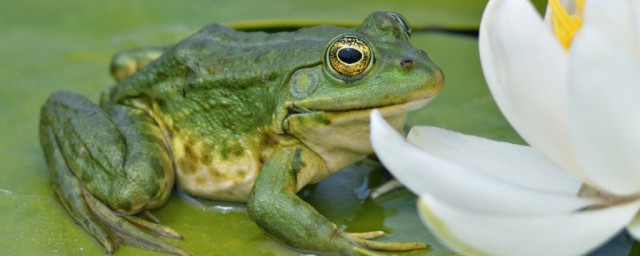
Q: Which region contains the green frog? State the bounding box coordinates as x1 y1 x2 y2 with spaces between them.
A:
39 11 443 255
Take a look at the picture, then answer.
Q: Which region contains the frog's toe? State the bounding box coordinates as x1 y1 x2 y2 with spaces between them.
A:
139 210 162 224
352 246 381 256
369 179 404 199
345 231 385 239
367 240 428 251
81 187 189 256
344 231 428 252
122 212 183 240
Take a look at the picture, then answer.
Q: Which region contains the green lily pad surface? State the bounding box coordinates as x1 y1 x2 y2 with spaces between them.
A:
0 0 629 255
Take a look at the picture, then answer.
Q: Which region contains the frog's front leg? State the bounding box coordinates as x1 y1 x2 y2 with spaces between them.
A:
247 146 427 255
39 91 186 255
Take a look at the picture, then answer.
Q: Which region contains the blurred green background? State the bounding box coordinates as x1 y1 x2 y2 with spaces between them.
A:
3 0 629 255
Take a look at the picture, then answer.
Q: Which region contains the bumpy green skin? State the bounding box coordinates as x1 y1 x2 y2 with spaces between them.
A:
39 11 443 255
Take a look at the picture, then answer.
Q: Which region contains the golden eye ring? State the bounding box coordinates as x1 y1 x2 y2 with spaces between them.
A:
325 35 374 79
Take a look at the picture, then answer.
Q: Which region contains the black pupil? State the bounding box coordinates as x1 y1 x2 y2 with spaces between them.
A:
337 48 362 64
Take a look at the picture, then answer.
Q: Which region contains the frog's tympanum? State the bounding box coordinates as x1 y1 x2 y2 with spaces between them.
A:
39 12 443 255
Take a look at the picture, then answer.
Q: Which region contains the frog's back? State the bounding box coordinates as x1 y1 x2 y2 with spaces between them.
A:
107 24 350 101
103 24 350 202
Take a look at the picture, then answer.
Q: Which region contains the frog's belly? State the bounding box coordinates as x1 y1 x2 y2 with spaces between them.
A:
172 144 261 203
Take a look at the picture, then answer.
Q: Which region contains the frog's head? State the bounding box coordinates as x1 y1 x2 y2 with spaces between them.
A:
276 12 444 173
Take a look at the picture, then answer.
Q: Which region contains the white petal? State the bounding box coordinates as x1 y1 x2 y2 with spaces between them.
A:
583 0 640 63
418 194 640 256
479 0 588 181
631 0 640 57
567 27 640 195
407 126 581 195
370 110 595 215
626 211 640 240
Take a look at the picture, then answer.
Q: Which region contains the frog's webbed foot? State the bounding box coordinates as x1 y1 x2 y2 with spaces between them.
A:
82 186 187 255
44 131 187 255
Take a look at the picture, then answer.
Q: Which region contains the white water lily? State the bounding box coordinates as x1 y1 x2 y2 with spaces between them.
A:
370 0 640 255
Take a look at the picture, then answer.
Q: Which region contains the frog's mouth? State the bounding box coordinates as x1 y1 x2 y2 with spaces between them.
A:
281 98 431 134
286 98 430 117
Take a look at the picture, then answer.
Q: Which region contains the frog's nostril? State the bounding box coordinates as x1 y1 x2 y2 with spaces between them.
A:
400 58 414 69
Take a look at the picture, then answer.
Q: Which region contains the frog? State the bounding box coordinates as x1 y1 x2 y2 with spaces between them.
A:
39 11 444 256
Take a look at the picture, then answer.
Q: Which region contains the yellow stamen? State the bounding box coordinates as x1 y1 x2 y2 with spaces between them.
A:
575 0 585 16
549 0 585 49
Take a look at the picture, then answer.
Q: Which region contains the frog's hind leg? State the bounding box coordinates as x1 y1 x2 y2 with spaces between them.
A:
39 91 187 256
110 46 170 82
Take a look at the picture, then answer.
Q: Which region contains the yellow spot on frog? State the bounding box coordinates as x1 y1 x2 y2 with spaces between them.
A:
549 0 585 49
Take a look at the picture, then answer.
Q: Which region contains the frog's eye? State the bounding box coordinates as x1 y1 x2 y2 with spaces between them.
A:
389 13 411 38
325 35 373 79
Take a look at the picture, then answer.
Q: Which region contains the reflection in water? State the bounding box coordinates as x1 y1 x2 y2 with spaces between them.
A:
299 159 394 233
176 186 247 213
